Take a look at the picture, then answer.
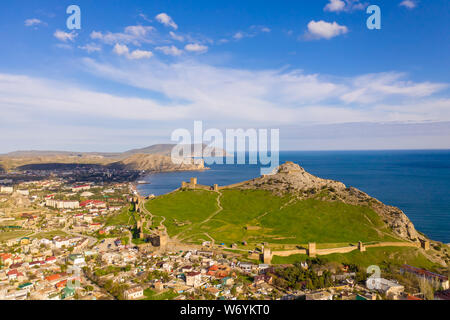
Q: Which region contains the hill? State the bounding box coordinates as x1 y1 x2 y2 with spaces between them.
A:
0 143 222 172
113 154 206 172
123 143 229 157
145 162 449 268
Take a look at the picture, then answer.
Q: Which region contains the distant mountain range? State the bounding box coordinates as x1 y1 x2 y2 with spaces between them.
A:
0 144 227 172
2 143 228 158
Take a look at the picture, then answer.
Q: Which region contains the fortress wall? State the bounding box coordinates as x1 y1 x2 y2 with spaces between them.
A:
316 246 357 255
272 249 307 257
365 242 419 248
219 179 256 190
182 184 212 191
194 184 213 190
273 246 357 258
272 242 419 260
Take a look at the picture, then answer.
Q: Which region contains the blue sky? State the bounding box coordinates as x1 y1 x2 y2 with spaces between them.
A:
0 0 449 152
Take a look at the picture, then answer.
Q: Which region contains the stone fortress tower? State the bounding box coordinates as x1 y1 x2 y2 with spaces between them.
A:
308 243 316 257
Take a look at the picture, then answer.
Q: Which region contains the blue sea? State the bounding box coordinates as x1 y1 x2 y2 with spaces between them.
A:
137 150 450 244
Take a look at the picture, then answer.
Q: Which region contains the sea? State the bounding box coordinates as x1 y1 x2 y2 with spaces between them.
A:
137 150 450 244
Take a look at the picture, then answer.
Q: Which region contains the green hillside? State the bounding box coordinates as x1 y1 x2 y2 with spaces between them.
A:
145 188 400 247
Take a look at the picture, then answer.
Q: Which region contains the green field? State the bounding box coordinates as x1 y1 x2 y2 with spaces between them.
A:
0 230 32 241
145 189 219 237
32 230 68 239
142 289 178 300
146 189 399 246
106 206 137 227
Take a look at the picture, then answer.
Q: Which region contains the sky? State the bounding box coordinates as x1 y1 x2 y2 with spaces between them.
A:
0 0 449 153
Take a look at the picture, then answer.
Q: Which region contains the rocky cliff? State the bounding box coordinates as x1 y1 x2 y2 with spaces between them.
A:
114 154 206 172
237 161 424 243
0 144 210 173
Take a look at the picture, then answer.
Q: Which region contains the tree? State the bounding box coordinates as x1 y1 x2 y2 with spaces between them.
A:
447 264 450 283
419 278 434 300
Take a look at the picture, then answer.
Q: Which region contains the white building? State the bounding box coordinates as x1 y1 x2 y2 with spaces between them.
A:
53 237 71 248
67 254 86 267
186 272 202 288
124 286 144 300
16 190 30 196
305 291 333 300
45 199 80 209
72 185 91 192
0 186 13 194
366 278 405 299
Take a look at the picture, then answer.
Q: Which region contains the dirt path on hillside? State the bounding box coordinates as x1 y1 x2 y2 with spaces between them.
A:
175 191 222 241
200 191 223 225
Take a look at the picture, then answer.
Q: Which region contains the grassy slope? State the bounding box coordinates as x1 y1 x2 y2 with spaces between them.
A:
0 230 32 241
146 189 399 246
145 189 219 237
32 230 68 239
105 206 137 227
142 289 178 300
272 246 439 270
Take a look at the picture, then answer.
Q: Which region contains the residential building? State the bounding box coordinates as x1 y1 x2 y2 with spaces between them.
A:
124 286 144 300
400 264 449 290
186 272 202 288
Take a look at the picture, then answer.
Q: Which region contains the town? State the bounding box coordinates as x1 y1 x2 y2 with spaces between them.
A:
0 169 448 301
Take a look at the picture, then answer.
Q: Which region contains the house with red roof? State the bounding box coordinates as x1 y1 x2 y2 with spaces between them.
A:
7 269 24 281
56 279 68 289
72 184 91 192
401 264 449 290
80 200 106 208
45 256 57 264
45 273 62 284
0 253 13 266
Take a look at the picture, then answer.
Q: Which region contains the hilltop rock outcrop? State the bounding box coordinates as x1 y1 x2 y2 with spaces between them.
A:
237 161 424 243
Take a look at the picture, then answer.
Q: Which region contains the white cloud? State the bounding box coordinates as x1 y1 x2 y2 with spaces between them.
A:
305 20 348 40
113 43 129 56
399 0 418 9
169 31 184 41
138 13 152 23
90 26 155 45
24 18 44 27
129 49 153 60
79 43 101 53
113 44 152 60
156 45 183 56
0 59 448 152
54 30 77 42
324 0 367 12
324 0 346 12
184 43 208 53
232 26 271 41
340 73 446 104
78 57 448 126
0 73 187 122
233 32 245 40
155 13 178 30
